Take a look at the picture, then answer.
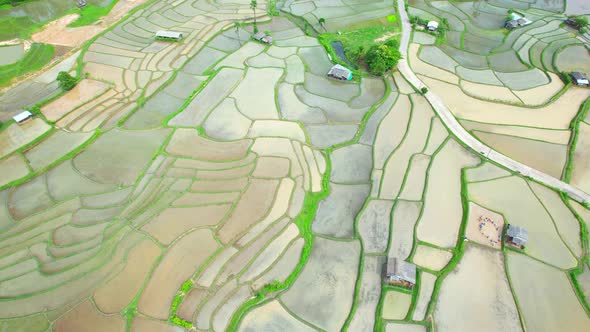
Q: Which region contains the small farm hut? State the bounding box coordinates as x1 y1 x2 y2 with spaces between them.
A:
571 72 589 86
156 31 184 41
565 18 580 30
327 64 353 81
13 111 33 124
427 21 439 31
505 20 518 29
384 258 416 288
506 225 528 248
252 31 272 44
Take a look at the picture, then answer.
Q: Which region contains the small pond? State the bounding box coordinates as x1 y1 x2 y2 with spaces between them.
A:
330 41 354 67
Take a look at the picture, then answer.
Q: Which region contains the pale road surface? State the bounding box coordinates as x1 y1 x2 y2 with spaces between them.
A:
395 0 590 204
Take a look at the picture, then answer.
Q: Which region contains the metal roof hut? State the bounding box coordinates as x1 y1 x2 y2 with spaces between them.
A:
571 72 589 86
253 32 272 44
506 225 528 248
427 21 439 31
505 20 519 30
565 18 580 30
385 258 416 288
327 64 353 81
13 111 33 124
156 30 184 41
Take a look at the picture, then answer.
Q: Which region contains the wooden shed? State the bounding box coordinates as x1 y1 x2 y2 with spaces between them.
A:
13 111 33 124
506 225 528 248
384 258 416 288
327 64 352 81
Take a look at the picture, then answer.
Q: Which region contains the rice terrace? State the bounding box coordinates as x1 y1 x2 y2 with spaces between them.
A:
0 0 590 330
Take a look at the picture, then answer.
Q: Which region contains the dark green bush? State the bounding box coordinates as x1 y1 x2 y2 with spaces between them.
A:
365 39 401 75
57 71 78 91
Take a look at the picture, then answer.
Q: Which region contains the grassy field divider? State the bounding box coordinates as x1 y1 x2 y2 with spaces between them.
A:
0 128 101 191
423 165 474 319
561 193 590 315
0 43 54 87
564 97 590 182
223 151 332 330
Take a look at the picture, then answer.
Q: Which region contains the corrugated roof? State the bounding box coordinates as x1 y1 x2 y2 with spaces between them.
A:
571 72 588 80
387 257 417 284
507 225 528 241
13 111 32 123
253 32 266 40
328 64 351 78
156 30 183 39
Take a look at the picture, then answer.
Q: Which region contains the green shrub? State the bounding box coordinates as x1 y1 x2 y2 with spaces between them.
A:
421 87 428 94
365 39 401 75
57 71 78 91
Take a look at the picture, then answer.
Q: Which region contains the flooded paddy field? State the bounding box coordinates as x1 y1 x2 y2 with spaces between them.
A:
0 0 588 330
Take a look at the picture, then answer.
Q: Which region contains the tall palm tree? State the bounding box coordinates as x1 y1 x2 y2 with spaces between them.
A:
250 0 258 32
234 21 243 45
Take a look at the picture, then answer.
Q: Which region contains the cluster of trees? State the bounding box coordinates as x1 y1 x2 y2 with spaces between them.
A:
364 38 402 76
57 71 78 91
569 15 589 34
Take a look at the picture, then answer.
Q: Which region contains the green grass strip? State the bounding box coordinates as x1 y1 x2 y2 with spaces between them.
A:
68 0 120 27
564 97 590 182
0 43 54 87
224 152 332 330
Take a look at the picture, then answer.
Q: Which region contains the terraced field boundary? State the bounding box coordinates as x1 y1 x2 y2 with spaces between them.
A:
341 78 397 331
421 165 478 322
564 194 590 315
0 129 99 190
564 97 590 182
0 43 54 87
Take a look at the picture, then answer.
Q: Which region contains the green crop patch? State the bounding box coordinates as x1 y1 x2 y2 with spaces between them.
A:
319 16 401 72
68 5 114 27
0 43 54 87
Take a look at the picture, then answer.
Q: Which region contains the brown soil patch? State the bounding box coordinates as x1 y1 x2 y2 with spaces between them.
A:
166 129 252 161
142 205 232 245
130 316 181 332
53 300 125 332
42 79 111 121
197 163 255 180
93 239 162 313
173 192 240 206
138 229 219 320
217 178 280 244
252 157 291 178
177 288 207 322
32 0 150 48
374 32 401 43
466 202 505 249
191 178 250 192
